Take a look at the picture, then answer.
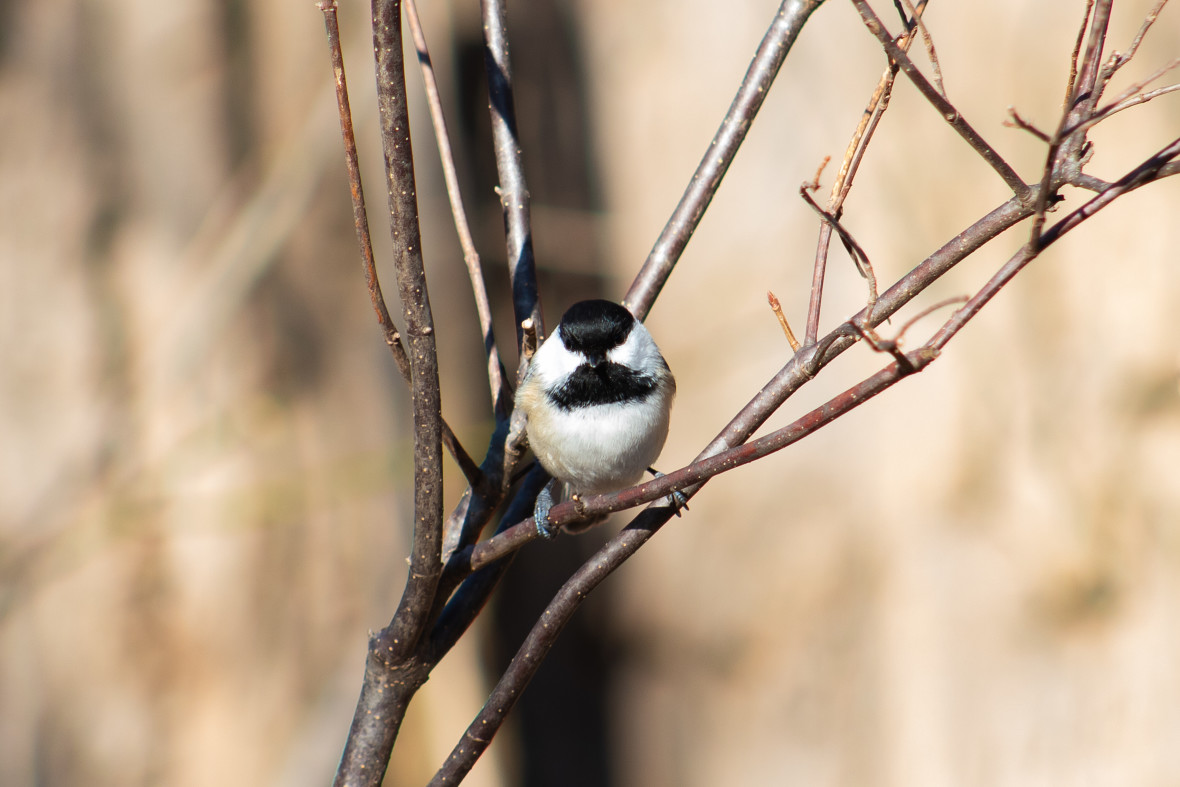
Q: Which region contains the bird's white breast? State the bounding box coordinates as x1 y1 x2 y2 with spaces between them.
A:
524 386 673 494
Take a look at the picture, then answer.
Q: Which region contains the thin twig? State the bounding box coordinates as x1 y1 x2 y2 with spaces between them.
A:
445 195 1038 580
1028 0 1112 248
849 0 1032 201
1063 0 1096 113
800 187 878 312
1121 0 1170 68
768 291 802 352
935 136 1180 351
1062 57 1180 139
1003 107 1052 142
624 0 829 321
481 0 543 353
333 2 444 784
1068 0 1113 122
806 0 924 343
897 0 944 96
1095 0 1170 99
432 137 1180 784
1101 80 1180 116
319 1 407 379
320 0 479 490
405 0 509 415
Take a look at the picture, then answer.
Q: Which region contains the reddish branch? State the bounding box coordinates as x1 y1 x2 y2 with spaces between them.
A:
319 0 479 489
849 0 1033 201
481 0 543 351
405 0 509 415
319 0 1180 783
432 133 1180 784
329 1 443 785
624 0 829 321
807 0 926 343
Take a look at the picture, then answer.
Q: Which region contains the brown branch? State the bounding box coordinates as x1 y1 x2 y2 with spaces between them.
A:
768 291 802 352
432 134 1180 783
624 0 829 321
806 0 922 343
849 0 1032 201
481 0 543 352
405 0 509 415
444 195 1037 581
319 1 407 380
1104 0 1170 80
897 0 944 96
1052 0 1110 183
1003 107 1051 142
333 1 444 784
800 186 878 312
319 0 479 491
376 0 443 667
1062 58 1180 139
1072 0 1112 114
936 136 1180 351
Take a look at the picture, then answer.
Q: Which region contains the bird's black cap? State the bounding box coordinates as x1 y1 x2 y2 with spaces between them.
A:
557 299 636 355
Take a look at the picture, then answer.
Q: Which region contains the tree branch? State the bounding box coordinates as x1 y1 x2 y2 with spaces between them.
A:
807 0 925 344
481 0 543 351
447 194 1034 580
432 133 1180 782
624 0 829 321
332 2 444 784
370 0 443 661
319 0 479 490
405 0 510 415
849 0 1032 201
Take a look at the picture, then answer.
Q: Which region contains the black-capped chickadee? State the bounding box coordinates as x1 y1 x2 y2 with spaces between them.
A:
515 299 681 538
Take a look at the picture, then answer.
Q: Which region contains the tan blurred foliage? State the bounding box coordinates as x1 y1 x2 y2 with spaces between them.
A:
2 0 1179 785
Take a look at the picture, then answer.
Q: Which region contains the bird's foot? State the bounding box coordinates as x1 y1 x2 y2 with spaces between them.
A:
648 468 689 517
534 480 558 539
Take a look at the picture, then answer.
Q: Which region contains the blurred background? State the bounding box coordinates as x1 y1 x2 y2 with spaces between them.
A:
2 0 1179 785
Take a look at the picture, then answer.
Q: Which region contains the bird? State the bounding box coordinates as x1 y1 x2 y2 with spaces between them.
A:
514 299 682 538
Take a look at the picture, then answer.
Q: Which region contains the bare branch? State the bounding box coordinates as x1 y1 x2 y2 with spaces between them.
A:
333 2 444 783
432 133 1180 783
320 0 480 491
849 0 1032 200
1076 0 1113 105
446 195 1038 579
939 137 1180 349
319 0 408 380
624 0 829 321
405 0 509 415
897 0 944 96
1100 77 1180 117
1003 107 1052 142
372 0 444 659
768 291 802 352
1063 57 1180 139
1107 0 1171 77
807 0 921 343
482 0 543 351
800 186 878 312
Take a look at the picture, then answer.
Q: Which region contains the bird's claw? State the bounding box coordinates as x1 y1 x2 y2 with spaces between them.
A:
534 481 557 539
649 469 689 517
